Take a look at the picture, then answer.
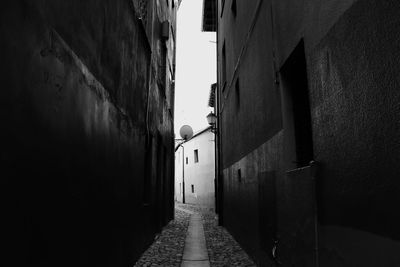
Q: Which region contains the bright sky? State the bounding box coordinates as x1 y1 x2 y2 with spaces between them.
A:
174 0 216 136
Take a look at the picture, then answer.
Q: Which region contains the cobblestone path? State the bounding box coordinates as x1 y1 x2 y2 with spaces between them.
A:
134 208 191 267
134 203 256 266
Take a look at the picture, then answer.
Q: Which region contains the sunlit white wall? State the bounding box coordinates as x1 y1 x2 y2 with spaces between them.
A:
175 128 215 209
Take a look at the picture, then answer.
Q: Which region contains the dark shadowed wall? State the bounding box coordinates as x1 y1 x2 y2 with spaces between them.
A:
0 0 177 266
217 0 400 265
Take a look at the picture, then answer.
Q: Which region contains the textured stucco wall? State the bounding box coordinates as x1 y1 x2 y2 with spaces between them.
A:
222 130 283 265
0 0 177 266
219 0 282 169
217 0 400 265
218 1 282 265
308 0 400 265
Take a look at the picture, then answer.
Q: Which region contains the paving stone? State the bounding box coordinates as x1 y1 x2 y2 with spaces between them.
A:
134 208 191 267
177 203 257 267
135 203 257 267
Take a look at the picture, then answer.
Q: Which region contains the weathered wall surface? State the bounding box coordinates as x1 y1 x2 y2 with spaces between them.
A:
184 130 215 208
218 1 282 265
308 0 400 265
217 0 400 265
219 0 282 169
222 131 283 264
0 0 177 266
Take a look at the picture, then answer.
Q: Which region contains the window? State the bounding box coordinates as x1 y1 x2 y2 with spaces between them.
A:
194 149 199 163
158 43 167 98
221 0 226 17
238 168 242 182
191 184 195 193
280 40 314 167
186 157 188 164
235 78 240 109
222 41 227 90
231 0 237 17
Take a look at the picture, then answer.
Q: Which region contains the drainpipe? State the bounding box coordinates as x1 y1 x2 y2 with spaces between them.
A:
182 144 185 204
175 142 186 204
215 0 224 226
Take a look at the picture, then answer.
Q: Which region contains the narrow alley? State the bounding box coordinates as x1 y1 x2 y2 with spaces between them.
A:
2 0 400 266
134 204 256 267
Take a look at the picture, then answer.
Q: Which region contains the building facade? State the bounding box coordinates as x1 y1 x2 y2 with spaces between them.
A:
204 0 400 266
0 0 179 266
175 127 216 209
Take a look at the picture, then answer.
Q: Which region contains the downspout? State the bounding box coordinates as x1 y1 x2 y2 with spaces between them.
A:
213 106 218 213
182 144 185 203
270 2 283 265
145 1 155 139
219 0 263 112
310 161 319 267
175 142 186 204
216 0 224 226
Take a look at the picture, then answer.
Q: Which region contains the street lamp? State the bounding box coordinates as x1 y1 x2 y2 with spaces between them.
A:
207 110 222 224
206 111 217 132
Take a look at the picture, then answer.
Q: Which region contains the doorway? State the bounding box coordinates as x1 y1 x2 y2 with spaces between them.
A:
280 40 314 169
277 40 318 267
